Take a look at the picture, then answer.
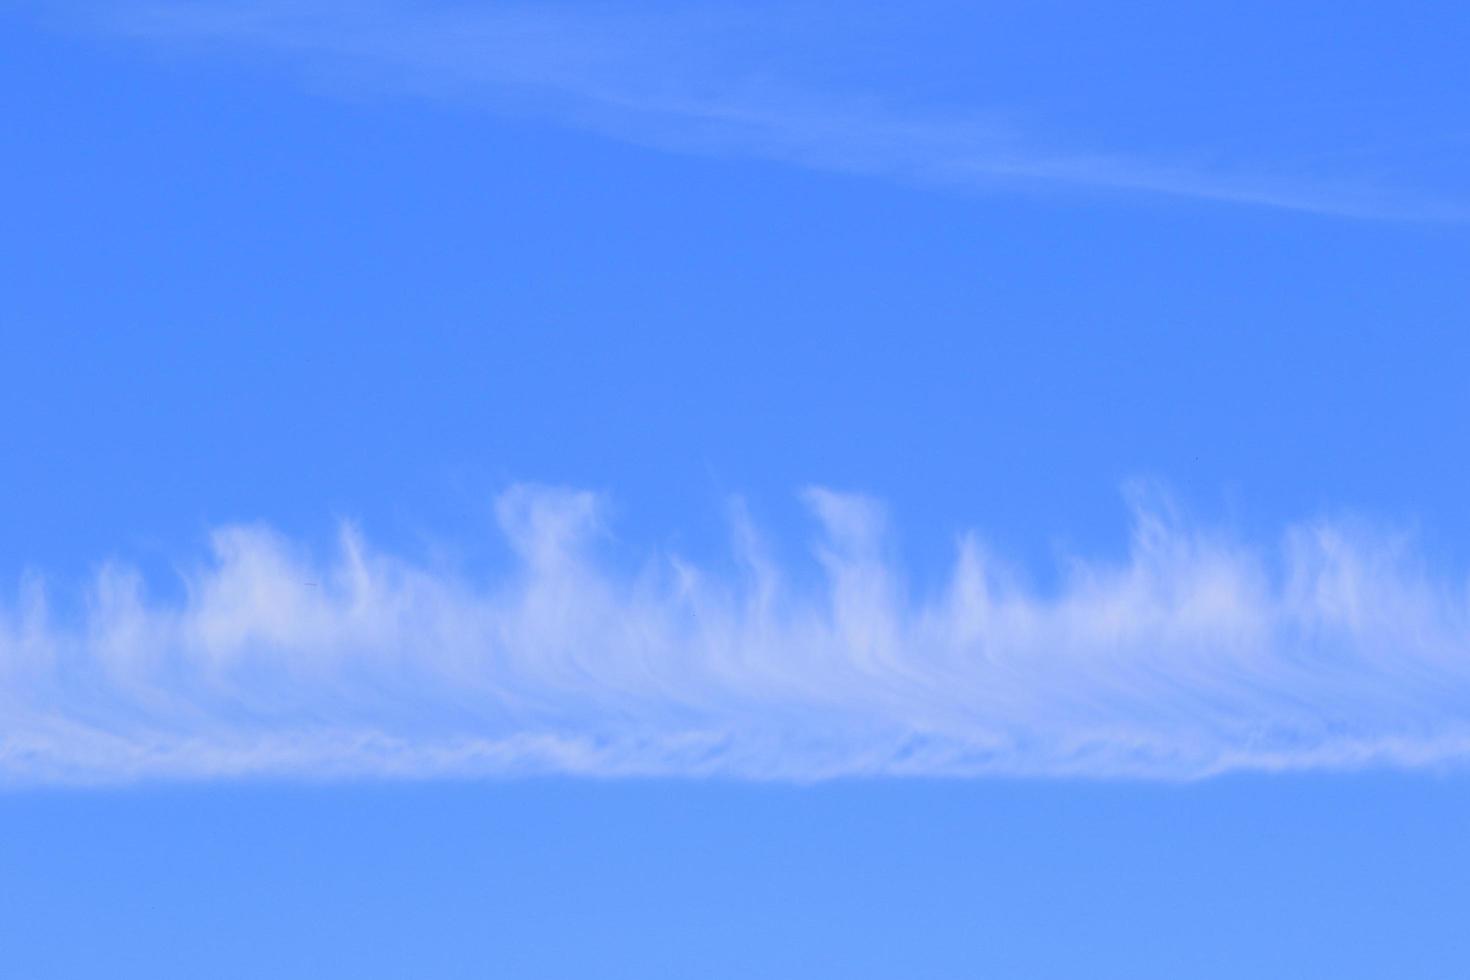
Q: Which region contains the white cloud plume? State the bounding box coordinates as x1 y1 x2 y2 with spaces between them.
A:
53 0 1468 220
4 484 1470 784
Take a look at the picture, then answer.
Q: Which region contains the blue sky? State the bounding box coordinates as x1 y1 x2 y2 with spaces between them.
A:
4 0 1470 973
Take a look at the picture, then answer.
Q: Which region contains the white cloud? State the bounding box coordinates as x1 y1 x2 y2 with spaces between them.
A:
58 0 1469 221
4 484 1470 784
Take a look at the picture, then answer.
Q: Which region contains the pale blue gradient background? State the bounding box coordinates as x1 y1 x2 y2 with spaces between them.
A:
4 2 1470 974
7 778 1470 977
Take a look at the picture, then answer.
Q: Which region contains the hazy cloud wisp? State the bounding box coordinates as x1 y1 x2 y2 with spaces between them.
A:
67 0 1469 220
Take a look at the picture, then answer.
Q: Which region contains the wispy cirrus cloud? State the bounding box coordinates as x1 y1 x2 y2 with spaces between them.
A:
4 484 1470 784
49 0 1470 221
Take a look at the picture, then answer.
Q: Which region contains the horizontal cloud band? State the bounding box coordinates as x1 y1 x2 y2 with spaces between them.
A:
4 485 1470 784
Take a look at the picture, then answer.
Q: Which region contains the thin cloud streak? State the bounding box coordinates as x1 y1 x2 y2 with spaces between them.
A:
4 485 1470 785
70 1 1469 221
